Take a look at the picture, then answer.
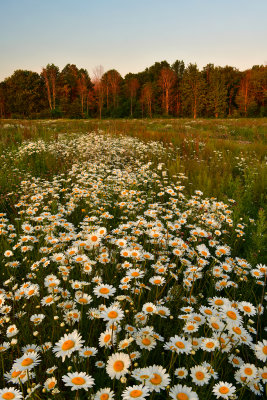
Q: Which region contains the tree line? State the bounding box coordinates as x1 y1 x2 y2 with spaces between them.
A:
0 61 266 119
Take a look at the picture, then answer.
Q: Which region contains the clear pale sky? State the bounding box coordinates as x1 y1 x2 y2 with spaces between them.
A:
0 0 266 81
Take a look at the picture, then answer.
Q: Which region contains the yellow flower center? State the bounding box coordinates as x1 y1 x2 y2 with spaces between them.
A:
146 307 154 313
206 342 214 348
219 387 229 394
45 297 53 303
150 373 162 385
100 394 109 400
100 288 110 294
84 350 93 356
113 361 124 372
71 377 86 385
196 371 205 380
227 311 237 320
177 394 189 400
21 358 33 366
142 338 151 346
233 327 241 334
62 340 75 351
108 311 118 319
11 371 21 378
212 323 219 330
130 390 143 398
48 381 55 389
262 346 267 355
244 367 253 375
2 393 15 400
175 341 185 349
104 334 111 343
186 325 195 331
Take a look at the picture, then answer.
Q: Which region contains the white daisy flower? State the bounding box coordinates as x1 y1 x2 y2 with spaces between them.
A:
13 351 40 371
94 387 114 400
93 284 116 299
190 365 211 386
238 363 258 382
106 352 131 379
254 339 267 362
122 385 150 399
145 365 170 392
169 384 199 400
212 381 236 399
62 371 94 391
101 305 124 323
53 330 84 361
164 336 192 354
174 367 188 379
99 329 117 348
0 387 23 400
44 377 57 391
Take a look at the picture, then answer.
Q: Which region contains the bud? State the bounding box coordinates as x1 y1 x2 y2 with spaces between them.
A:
120 377 127 383
33 331 39 336
68 366 72 371
54 316 59 320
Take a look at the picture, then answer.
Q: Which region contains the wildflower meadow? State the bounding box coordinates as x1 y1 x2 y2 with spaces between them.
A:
0 119 266 400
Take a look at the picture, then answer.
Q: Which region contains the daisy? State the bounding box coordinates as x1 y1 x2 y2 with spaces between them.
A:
169 384 199 400
212 382 236 399
79 347 98 358
175 367 188 379
30 314 45 325
254 339 267 362
6 325 18 338
238 363 258 382
164 336 192 354
94 387 115 400
149 276 165 286
190 365 211 386
44 377 57 391
106 352 131 379
62 371 94 391
13 351 40 371
87 232 101 246
0 342 10 352
53 330 84 361
142 303 157 315
220 305 243 326
248 381 263 395
0 387 23 400
228 354 244 368
238 301 256 316
146 365 170 392
136 334 156 351
201 338 219 352
101 305 124 323
122 385 150 399
183 321 199 334
93 284 116 299
95 360 105 368
258 367 267 383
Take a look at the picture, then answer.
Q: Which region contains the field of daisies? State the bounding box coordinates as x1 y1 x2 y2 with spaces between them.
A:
0 122 266 400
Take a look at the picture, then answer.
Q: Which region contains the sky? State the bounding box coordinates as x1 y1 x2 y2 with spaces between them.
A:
0 0 266 81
